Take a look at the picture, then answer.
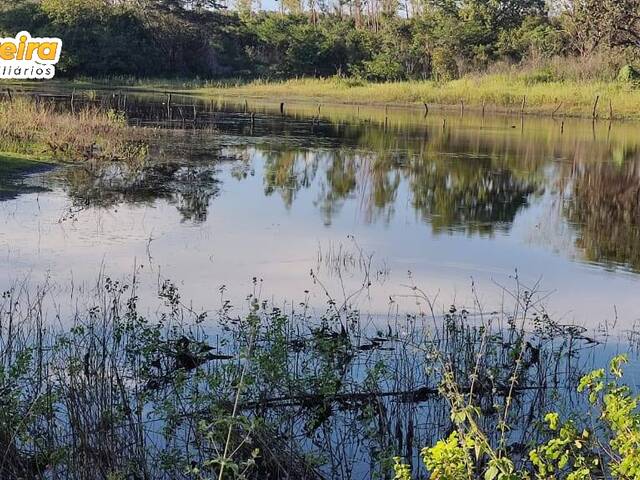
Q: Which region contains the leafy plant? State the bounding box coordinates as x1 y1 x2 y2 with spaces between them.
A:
394 354 640 480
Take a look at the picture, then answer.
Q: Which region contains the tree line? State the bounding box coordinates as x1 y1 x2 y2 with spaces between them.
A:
1 0 639 81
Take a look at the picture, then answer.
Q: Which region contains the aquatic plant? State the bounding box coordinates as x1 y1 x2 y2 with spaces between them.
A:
0 271 607 479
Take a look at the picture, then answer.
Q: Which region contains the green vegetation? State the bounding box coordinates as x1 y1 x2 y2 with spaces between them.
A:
185 75 640 118
0 97 148 163
1 1 639 477
0 273 615 479
393 355 640 480
0 0 626 80
3 1 640 118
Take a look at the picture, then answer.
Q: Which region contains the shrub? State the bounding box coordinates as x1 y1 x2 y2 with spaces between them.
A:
363 51 406 81
394 355 640 480
522 67 557 85
431 47 459 82
618 65 640 84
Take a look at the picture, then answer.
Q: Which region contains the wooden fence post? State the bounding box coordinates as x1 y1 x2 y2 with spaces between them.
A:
592 95 600 119
609 99 614 121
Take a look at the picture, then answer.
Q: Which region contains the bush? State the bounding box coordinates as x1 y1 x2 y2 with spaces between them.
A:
618 65 640 84
363 51 406 81
431 48 459 81
522 67 557 85
497 16 566 61
394 355 640 480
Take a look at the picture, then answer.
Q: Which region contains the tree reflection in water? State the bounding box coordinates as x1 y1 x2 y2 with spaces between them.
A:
58 160 221 223
260 146 539 233
21 96 640 274
565 154 640 272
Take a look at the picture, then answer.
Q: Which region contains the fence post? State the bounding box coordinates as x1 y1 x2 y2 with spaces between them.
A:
592 95 600 119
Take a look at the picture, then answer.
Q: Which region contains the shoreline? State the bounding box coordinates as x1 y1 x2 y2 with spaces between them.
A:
4 76 640 121
182 79 628 121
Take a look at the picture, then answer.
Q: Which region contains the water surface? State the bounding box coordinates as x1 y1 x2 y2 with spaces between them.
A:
1 93 639 332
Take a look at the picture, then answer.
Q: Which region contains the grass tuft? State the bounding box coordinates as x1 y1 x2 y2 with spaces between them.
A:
0 98 149 163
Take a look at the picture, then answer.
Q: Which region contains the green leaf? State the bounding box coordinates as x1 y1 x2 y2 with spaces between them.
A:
485 465 499 480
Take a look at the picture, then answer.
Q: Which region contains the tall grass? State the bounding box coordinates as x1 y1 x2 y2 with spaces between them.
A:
0 97 149 163
185 73 640 120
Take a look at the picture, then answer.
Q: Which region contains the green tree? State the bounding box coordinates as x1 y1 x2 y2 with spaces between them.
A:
424 0 546 66
561 0 640 54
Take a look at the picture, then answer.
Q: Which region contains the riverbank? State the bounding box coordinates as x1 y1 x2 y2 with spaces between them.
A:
0 96 149 164
49 73 640 120
0 151 51 169
185 76 638 120
7 73 640 120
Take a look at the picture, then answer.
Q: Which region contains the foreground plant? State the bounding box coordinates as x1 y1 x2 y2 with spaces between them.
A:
0 274 620 479
394 354 640 479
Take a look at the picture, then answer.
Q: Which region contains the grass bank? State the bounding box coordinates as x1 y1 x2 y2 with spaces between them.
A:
0 151 51 170
172 75 640 120
0 97 149 164
18 72 640 120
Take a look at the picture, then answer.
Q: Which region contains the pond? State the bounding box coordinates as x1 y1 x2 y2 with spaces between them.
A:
1 92 638 332
1 91 639 479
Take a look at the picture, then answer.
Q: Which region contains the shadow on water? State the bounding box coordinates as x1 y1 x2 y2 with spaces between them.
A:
0 154 52 201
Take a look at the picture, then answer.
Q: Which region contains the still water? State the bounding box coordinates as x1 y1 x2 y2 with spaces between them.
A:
1 94 639 332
